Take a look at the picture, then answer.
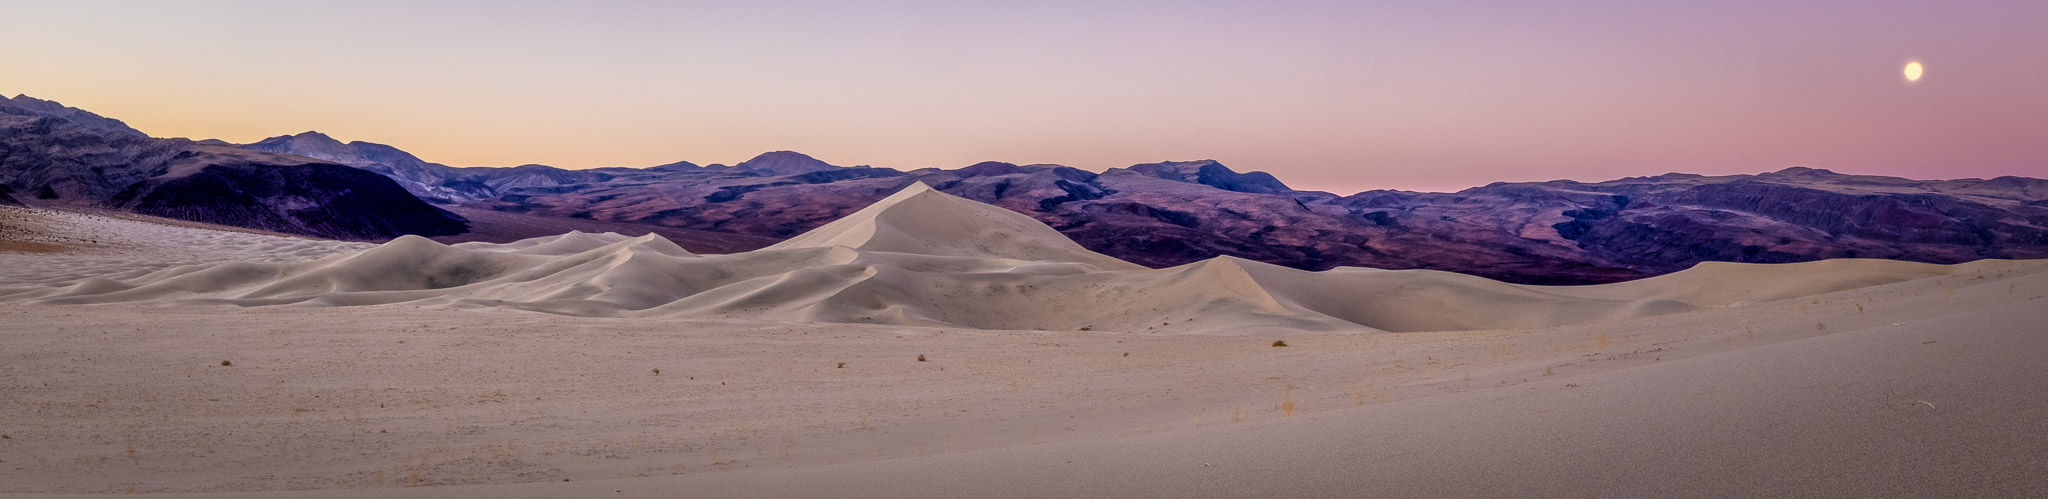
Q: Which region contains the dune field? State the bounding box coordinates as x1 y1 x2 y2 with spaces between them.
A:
2 184 2045 497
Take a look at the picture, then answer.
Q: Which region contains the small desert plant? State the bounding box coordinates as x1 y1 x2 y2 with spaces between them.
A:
652 368 661 375
1271 340 1288 347
1122 352 1129 357
837 362 846 368
221 360 232 366
917 354 927 362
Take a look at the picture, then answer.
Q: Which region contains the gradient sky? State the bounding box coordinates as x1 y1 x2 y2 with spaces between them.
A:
4 1 2044 193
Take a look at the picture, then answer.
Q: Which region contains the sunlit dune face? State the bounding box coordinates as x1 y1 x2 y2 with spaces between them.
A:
1903 61 1924 82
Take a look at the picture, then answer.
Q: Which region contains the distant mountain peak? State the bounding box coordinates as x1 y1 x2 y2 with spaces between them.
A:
956 161 1025 177
646 160 703 172
1769 166 1838 176
0 94 146 136
1121 160 1292 194
251 131 345 146
245 131 365 165
736 151 840 175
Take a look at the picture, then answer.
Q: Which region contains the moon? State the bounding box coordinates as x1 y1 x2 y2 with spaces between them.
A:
1904 61 1924 82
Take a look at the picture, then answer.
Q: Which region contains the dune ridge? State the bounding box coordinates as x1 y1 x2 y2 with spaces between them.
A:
3 183 2037 334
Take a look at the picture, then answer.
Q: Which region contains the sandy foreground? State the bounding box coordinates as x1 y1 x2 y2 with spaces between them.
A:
3 260 2044 497
3 192 2048 497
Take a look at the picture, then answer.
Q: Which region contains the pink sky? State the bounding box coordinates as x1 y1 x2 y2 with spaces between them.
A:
4 1 2043 193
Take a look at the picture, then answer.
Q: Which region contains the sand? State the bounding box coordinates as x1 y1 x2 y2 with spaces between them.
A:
2 185 2045 497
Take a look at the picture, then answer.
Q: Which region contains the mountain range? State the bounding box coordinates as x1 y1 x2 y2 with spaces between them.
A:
0 94 466 239
4 94 2045 283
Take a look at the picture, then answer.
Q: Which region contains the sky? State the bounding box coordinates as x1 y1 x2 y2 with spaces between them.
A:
3 0 2044 193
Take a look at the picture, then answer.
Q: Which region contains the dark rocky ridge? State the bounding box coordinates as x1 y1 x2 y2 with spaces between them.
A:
1 97 467 239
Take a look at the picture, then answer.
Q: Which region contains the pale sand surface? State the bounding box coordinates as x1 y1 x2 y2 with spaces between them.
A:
3 186 2046 496
3 259 2043 496
0 206 369 288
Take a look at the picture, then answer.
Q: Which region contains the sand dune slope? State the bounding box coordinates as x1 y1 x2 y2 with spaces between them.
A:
767 182 1143 271
3 184 2039 333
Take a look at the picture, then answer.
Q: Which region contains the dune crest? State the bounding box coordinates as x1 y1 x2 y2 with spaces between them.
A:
5 184 2039 333
768 182 1143 270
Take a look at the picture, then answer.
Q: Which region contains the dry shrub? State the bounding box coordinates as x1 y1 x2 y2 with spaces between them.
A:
1271 340 1288 347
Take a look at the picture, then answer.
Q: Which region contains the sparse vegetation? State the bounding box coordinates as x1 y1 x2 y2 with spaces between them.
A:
837 362 846 368
1271 340 1288 347
917 354 927 362
652 368 661 375
220 360 232 366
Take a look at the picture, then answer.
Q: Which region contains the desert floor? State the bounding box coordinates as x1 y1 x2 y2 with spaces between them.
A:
2 262 2044 497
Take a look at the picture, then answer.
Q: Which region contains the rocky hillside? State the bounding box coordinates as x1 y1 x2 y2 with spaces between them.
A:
245 132 2048 284
0 95 468 239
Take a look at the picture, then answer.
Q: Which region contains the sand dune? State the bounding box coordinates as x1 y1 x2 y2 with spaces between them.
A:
3 184 2032 335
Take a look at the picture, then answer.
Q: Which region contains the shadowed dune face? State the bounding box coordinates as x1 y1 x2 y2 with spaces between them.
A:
5 184 2041 333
